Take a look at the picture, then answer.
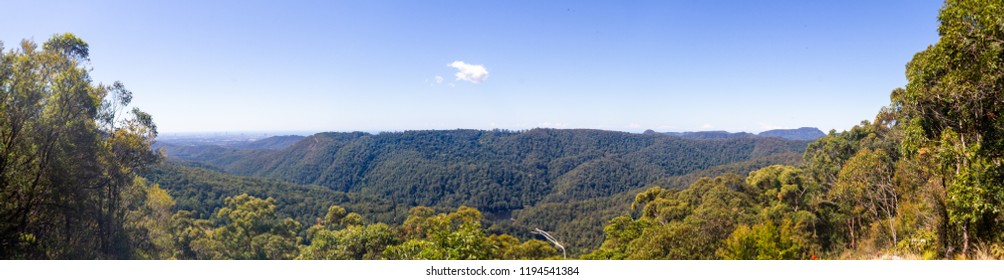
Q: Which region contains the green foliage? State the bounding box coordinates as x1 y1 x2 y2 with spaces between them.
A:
582 216 650 260
719 220 805 260
747 165 815 214
182 194 302 260
323 205 348 226
384 206 490 260
892 0 1004 256
795 119 906 254
169 210 208 259
831 148 898 248
588 164 823 259
142 162 403 226
803 121 898 189
506 153 804 257
1 34 159 259
586 174 761 259
124 178 177 259
299 223 397 260
496 237 559 260
381 206 560 260
297 204 398 260
624 221 710 259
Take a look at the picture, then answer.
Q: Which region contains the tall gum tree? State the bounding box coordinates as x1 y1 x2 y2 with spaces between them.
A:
893 0 1004 256
0 33 159 259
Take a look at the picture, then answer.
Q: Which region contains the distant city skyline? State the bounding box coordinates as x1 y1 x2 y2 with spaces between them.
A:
2 1 942 133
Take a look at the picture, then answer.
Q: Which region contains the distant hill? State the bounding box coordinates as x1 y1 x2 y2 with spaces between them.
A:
660 127 825 141
171 129 810 210
158 128 812 253
155 135 306 165
664 131 756 140
757 127 826 141
156 135 305 150
234 135 306 150
163 129 811 210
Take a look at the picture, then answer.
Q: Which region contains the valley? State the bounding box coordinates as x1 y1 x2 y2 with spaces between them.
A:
151 128 811 253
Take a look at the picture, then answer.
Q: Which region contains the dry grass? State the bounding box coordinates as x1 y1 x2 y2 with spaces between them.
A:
967 243 1004 260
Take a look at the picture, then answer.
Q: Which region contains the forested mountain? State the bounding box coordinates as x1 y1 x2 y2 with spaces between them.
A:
659 127 825 141
156 135 305 150
157 129 810 254
162 129 809 216
759 127 826 141
154 135 305 169
232 135 306 150
141 163 403 226
663 130 757 139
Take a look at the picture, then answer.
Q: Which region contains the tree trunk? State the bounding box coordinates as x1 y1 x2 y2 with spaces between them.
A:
962 222 969 256
888 218 897 246
848 218 856 249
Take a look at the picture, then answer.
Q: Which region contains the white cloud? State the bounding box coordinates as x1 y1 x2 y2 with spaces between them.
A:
434 75 444 84
628 123 641 129
702 124 714 129
448 61 489 84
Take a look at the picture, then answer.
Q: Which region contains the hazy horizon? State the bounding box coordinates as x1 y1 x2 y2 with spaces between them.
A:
155 125 826 138
2 1 941 134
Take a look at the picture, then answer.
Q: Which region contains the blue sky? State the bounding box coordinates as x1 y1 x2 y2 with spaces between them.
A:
2 0 942 134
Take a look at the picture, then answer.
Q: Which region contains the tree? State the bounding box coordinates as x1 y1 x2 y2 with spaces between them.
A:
486 234 559 260
186 194 302 260
169 210 211 260
746 165 813 213
583 216 652 260
124 178 177 259
892 0 1004 256
299 223 397 260
832 148 898 249
719 220 804 260
384 206 492 260
587 174 760 259
1 33 159 259
298 205 398 260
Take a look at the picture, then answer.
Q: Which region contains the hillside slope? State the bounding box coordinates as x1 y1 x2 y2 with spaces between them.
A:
157 128 810 253
166 129 808 214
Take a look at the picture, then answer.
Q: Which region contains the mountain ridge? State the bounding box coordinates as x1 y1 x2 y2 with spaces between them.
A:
645 127 826 141
154 128 811 254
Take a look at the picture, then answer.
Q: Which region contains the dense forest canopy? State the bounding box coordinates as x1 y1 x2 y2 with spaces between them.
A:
154 129 808 254
3 0 1004 260
161 129 809 213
